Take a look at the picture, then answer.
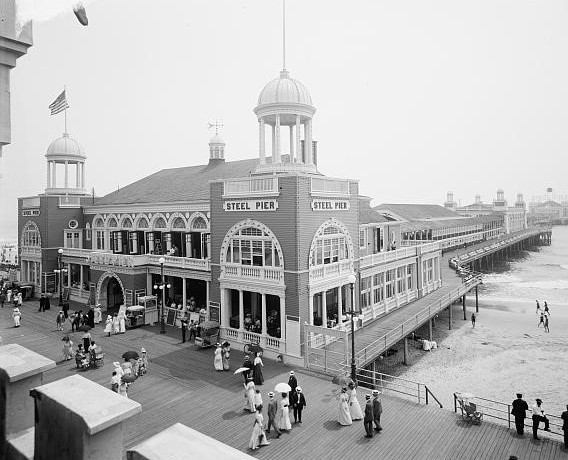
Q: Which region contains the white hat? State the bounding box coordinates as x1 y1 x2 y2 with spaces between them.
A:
372 389 380 395
268 391 275 397
141 348 146 353
296 387 302 392
289 371 295 375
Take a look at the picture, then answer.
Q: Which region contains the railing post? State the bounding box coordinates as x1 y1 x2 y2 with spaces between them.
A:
454 393 457 413
417 383 421 405
507 404 511 429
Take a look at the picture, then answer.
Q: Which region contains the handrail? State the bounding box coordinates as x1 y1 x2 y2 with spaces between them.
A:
425 386 443 408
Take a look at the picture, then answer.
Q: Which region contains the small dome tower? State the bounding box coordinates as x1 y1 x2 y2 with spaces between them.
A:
45 133 88 195
444 191 457 211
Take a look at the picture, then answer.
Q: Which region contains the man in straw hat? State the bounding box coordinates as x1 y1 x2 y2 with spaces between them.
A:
266 391 281 437
372 389 383 432
531 398 550 440
364 394 374 438
511 393 529 435
291 386 307 423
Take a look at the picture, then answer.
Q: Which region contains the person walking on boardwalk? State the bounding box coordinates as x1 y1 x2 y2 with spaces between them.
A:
213 343 223 371
56 311 65 331
61 335 73 361
347 381 363 421
266 392 281 437
44 295 51 311
253 352 264 385
511 393 529 435
291 386 306 423
532 398 550 440
248 405 270 450
277 392 292 432
242 355 254 383
364 394 374 438
104 315 113 337
471 313 476 328
561 404 568 448
372 389 383 432
38 294 46 312
244 377 256 413
12 306 21 327
288 370 298 400
544 315 550 333
338 387 353 426
180 315 188 343
0 290 5 308
221 341 231 371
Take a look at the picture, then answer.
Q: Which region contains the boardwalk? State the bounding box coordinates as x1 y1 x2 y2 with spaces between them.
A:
1 300 565 459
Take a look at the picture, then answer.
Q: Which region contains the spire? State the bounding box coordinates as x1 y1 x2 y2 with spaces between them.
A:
282 0 286 70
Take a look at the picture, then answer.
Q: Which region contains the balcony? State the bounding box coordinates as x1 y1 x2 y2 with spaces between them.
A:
20 246 42 259
219 326 286 353
309 260 353 282
220 264 284 284
146 254 210 271
359 247 418 269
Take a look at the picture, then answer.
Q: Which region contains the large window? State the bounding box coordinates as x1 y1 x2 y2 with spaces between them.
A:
95 230 105 250
225 227 280 267
386 269 395 299
360 276 371 308
396 267 406 294
65 231 81 249
311 226 348 266
21 222 41 247
373 273 384 304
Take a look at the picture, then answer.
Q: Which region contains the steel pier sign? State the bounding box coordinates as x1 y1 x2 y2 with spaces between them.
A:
224 199 278 212
311 199 350 211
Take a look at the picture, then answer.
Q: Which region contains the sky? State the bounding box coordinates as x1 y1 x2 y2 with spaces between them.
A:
2 0 568 239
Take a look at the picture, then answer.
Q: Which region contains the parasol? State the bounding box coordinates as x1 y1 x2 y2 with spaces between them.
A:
121 374 137 384
78 325 91 332
275 382 292 393
122 350 139 361
331 374 352 387
233 367 250 375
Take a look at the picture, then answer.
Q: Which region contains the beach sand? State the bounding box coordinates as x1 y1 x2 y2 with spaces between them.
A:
379 297 568 416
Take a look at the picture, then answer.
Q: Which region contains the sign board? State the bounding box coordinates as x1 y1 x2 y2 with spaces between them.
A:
166 308 178 326
125 289 133 307
209 302 220 323
43 273 56 293
224 199 278 212
22 209 40 216
62 287 70 301
311 199 350 211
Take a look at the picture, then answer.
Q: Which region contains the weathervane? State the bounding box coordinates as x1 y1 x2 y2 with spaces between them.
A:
207 120 224 135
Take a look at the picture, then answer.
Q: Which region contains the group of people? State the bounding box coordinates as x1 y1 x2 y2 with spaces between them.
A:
2 283 24 327
338 382 384 438
103 312 126 336
213 342 232 371
246 370 306 451
511 393 568 447
109 349 148 399
536 300 551 332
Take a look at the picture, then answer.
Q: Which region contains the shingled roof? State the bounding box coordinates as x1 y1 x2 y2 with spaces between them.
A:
373 203 463 221
94 158 259 206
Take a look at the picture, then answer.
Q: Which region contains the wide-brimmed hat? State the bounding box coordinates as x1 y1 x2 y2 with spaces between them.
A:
516 393 522 398
372 389 381 395
296 387 302 392
141 348 146 353
289 371 295 375
268 391 275 397
536 398 542 403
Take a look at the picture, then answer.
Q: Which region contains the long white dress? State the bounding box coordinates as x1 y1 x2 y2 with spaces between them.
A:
244 381 256 412
104 316 113 334
94 306 102 324
118 312 126 333
214 347 223 371
278 397 292 430
248 412 269 450
112 316 120 334
12 308 21 327
338 392 353 426
348 387 364 420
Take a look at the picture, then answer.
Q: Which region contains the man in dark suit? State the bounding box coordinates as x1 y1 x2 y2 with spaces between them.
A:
561 404 568 448
288 371 298 400
364 394 374 438
291 386 306 423
44 295 51 311
511 393 529 435
38 294 46 312
372 389 383 432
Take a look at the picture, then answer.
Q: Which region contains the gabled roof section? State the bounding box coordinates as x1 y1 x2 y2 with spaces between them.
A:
359 207 389 225
94 158 259 206
373 203 463 222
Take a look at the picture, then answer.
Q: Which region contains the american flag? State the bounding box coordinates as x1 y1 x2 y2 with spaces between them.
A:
48 90 69 115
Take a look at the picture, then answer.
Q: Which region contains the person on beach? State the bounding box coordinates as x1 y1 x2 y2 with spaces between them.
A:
266 392 281 437
347 381 363 421
544 315 550 333
364 394 374 438
471 313 476 328
291 386 306 423
561 404 568 448
372 389 383 432
544 301 550 315
537 312 545 328
511 393 529 435
536 300 540 314
532 398 550 440
248 404 270 450
338 387 353 426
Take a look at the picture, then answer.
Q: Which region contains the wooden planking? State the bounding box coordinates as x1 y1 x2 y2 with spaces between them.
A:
1 299 566 460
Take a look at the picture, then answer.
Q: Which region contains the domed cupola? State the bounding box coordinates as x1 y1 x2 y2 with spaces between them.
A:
44 133 88 195
209 133 226 162
253 69 317 174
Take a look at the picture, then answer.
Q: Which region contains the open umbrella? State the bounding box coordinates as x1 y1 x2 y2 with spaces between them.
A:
122 351 139 361
78 324 91 332
233 367 250 375
121 374 137 384
275 382 291 393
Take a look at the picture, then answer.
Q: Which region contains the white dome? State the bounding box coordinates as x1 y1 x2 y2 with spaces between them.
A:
209 134 225 144
257 70 313 107
46 133 86 159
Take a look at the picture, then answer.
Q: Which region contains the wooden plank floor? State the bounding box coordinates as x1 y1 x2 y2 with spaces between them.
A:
1 300 566 459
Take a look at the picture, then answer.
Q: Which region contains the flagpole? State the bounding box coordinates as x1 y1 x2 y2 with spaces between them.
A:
64 85 68 134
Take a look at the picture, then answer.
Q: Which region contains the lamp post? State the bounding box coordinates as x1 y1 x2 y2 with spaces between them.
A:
346 273 358 383
153 257 170 334
54 248 67 307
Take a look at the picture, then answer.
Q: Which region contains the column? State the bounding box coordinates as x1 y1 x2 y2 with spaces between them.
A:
259 119 266 165
462 294 466 320
475 286 479 313
308 292 314 325
271 125 276 160
238 289 244 330
275 114 281 164
182 277 187 309
305 119 312 165
428 318 433 341
279 296 285 339
337 285 343 325
67 263 71 288
220 289 228 327
46 161 51 188
64 160 69 188
52 161 57 188
295 115 301 163
75 162 80 188
81 163 85 189
289 125 294 162
206 281 210 314
79 265 84 294
261 293 267 336
322 290 327 328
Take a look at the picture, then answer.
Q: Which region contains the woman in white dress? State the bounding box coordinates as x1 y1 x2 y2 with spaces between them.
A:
12 307 21 327
278 393 292 431
93 304 102 324
244 378 256 412
347 382 364 421
338 387 353 426
104 315 113 336
248 405 270 450
213 344 223 371
118 310 126 333
112 314 120 334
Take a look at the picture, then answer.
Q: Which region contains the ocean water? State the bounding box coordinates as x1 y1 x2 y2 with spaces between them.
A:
479 226 568 307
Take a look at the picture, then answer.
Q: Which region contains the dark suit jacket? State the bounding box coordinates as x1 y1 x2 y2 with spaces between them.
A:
288 376 298 391
364 400 374 422
373 398 382 417
267 399 278 419
291 392 306 408
512 399 529 418
561 410 568 430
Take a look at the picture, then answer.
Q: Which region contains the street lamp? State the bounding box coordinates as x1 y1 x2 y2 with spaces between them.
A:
54 248 68 307
345 273 360 383
153 257 170 334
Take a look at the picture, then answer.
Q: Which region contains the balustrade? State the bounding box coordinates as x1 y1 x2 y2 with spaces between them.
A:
221 264 284 283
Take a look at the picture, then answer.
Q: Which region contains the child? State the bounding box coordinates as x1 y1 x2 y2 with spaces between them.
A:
56 311 65 331
110 371 120 392
118 380 129 398
254 389 263 409
140 348 148 372
12 307 21 327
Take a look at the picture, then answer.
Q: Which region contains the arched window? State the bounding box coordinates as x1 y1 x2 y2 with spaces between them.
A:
192 216 207 230
122 217 133 228
137 217 149 229
108 217 118 228
310 221 352 266
154 217 167 229
21 221 41 247
93 217 104 228
172 217 186 229
224 225 281 267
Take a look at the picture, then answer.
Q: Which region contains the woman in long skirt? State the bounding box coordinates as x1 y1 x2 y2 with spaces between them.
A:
118 310 126 333
221 341 231 371
278 393 292 431
104 315 113 337
12 307 21 327
338 387 353 426
347 382 364 421
214 344 223 371
249 405 270 450
112 314 120 334
244 378 256 413
94 304 102 324
62 335 74 361
253 352 264 385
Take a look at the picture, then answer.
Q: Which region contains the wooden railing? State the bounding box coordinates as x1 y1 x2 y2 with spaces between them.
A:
218 326 285 353
359 247 418 269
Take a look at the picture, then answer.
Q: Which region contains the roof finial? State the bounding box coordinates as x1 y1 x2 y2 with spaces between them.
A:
208 120 224 136
282 0 286 71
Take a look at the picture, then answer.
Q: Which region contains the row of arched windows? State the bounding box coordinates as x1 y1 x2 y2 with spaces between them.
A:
92 213 209 231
